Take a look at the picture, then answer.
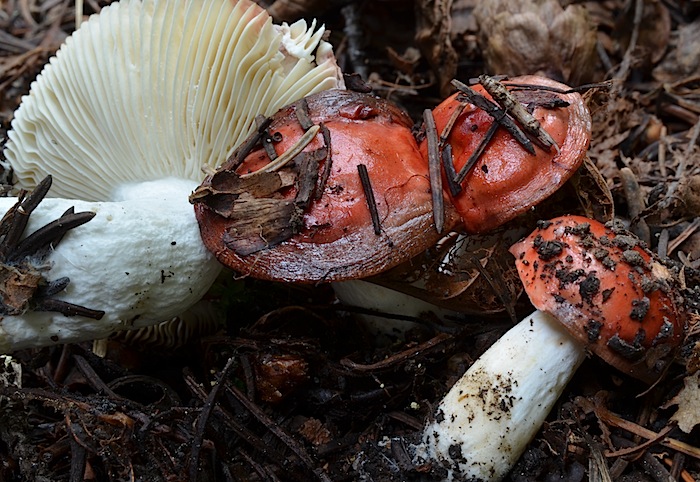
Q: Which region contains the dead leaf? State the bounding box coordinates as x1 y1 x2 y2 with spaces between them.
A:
473 0 598 85
663 371 700 433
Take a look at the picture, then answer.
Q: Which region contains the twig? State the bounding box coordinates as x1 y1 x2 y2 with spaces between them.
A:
315 124 332 200
479 74 559 153
189 356 236 482
183 371 289 466
451 79 536 155
438 100 467 149
667 218 700 255
225 384 332 482
441 145 462 196
357 164 381 235
0 175 53 257
240 125 320 178
340 333 452 372
256 115 279 161
67 415 88 482
228 116 273 171
595 405 700 460
295 97 314 131
455 121 499 185
423 109 444 233
661 118 700 209
614 0 643 84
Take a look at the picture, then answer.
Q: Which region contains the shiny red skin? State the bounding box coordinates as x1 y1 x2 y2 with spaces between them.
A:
195 90 459 282
426 76 591 234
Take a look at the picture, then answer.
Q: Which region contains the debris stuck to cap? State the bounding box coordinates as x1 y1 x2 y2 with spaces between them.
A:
192 89 460 282
425 75 591 234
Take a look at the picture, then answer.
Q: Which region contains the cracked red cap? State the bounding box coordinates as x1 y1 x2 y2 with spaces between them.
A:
427 75 591 234
510 215 686 383
193 89 459 282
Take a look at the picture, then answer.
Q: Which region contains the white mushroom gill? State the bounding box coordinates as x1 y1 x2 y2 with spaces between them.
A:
0 0 343 352
4 0 343 200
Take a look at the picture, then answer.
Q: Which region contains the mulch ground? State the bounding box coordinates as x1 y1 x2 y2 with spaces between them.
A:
1 0 699 481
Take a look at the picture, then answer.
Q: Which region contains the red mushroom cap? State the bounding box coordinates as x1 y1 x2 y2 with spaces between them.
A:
427 75 591 234
509 215 686 383
193 90 459 282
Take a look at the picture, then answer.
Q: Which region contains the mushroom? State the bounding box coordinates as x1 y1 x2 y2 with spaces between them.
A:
192 89 460 282
423 75 591 234
416 215 686 481
331 75 595 336
0 0 343 352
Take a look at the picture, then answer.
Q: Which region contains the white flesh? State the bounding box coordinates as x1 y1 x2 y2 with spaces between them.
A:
0 178 221 352
416 310 586 481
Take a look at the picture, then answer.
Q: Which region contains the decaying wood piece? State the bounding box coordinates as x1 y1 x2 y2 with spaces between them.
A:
415 0 458 98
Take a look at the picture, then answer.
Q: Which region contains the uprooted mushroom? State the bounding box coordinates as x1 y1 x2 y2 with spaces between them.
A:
0 0 343 351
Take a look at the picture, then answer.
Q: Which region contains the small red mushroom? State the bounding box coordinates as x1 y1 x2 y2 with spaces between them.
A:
417 215 686 481
511 214 685 382
192 89 459 282
424 75 591 233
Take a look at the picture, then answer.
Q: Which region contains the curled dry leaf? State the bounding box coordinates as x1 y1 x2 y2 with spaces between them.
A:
653 19 700 82
414 0 459 97
612 0 670 67
663 371 700 433
370 229 524 316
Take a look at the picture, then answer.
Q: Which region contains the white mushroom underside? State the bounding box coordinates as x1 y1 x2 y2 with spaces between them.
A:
416 310 586 482
0 178 221 352
4 0 343 200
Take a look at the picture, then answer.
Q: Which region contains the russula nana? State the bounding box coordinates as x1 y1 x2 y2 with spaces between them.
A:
192 89 460 282
417 215 686 481
0 0 343 351
424 75 591 233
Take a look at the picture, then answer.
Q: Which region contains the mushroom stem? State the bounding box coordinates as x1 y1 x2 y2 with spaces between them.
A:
0 178 221 352
416 215 686 481
331 280 461 344
415 310 586 482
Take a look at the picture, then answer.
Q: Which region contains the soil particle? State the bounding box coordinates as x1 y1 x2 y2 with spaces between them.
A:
533 235 565 260
630 297 651 321
578 273 601 302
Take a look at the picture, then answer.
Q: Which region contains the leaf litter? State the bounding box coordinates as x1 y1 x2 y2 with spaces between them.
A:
0 0 700 481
